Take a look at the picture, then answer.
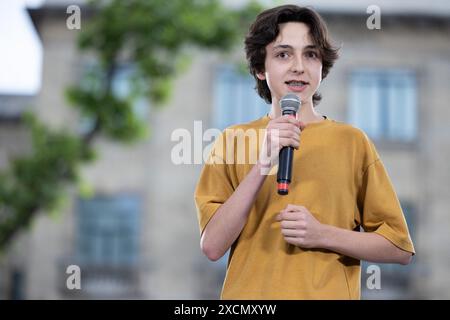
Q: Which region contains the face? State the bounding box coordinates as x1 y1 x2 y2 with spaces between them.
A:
257 22 322 106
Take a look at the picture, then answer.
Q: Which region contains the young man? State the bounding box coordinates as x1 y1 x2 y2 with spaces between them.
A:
194 5 415 299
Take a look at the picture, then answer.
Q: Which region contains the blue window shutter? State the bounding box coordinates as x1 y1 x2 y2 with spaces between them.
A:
213 65 268 130
348 69 417 142
77 195 141 267
349 72 382 139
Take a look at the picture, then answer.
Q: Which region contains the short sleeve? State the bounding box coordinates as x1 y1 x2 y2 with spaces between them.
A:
358 158 415 254
194 133 234 235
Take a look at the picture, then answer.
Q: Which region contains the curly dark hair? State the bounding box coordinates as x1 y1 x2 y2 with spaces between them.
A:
244 5 340 106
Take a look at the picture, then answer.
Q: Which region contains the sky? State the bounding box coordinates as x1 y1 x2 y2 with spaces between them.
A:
0 0 43 95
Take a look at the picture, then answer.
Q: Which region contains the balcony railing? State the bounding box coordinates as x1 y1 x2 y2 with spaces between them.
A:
58 258 142 299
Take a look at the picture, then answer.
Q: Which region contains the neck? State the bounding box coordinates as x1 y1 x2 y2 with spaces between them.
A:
269 98 323 124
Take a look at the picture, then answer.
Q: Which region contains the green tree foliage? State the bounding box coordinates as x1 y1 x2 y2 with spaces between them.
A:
0 0 261 251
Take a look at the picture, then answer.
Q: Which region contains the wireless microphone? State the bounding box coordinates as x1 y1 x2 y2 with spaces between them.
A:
277 93 300 195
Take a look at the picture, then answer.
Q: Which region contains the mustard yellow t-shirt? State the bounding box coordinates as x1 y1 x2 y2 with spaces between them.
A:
194 114 415 300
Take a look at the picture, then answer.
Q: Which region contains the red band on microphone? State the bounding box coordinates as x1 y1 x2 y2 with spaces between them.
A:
278 182 289 191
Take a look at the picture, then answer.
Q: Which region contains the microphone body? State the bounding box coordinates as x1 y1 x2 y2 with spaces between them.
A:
277 94 301 195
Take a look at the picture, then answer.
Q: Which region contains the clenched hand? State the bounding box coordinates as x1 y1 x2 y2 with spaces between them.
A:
276 204 325 249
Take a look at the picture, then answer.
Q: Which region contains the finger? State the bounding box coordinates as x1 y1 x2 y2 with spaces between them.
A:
280 220 298 229
286 116 301 127
266 128 281 138
279 115 298 123
277 128 301 139
271 119 300 133
268 133 298 147
281 228 298 237
279 138 300 149
279 138 299 148
275 135 299 148
278 211 300 221
272 122 301 134
283 236 298 245
272 115 303 129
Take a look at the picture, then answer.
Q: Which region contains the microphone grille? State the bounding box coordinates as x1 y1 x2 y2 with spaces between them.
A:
280 93 300 113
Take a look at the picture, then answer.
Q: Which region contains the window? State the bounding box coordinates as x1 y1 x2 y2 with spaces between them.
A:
0 94 34 120
77 195 141 267
8 269 25 300
213 65 268 130
348 69 417 142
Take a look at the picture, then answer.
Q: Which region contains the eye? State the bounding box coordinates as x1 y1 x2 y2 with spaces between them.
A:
276 51 290 59
305 51 319 59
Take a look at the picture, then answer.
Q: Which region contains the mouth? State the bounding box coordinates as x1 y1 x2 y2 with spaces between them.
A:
285 80 309 91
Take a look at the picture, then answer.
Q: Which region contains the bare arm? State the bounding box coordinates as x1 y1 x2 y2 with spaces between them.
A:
277 205 413 265
200 161 268 261
321 224 412 265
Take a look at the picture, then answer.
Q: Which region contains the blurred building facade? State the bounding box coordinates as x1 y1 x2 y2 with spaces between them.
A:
0 0 449 299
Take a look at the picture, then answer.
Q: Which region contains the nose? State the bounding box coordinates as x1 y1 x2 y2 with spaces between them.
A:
290 54 304 74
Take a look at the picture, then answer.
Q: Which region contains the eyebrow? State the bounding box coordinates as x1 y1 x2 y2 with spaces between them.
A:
273 44 318 51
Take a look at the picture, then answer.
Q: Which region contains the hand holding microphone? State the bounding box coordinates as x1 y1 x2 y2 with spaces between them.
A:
277 93 301 195
258 94 304 193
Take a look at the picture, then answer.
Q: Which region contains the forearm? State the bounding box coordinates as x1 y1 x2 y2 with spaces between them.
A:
201 162 268 261
320 224 412 265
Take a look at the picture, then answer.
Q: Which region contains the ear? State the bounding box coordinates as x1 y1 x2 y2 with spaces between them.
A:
256 71 266 81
